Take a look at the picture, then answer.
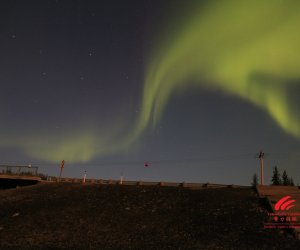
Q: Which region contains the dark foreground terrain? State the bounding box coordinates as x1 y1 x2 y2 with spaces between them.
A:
0 183 299 250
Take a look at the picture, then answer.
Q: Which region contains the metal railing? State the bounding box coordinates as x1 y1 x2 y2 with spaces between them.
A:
45 177 249 189
0 164 39 176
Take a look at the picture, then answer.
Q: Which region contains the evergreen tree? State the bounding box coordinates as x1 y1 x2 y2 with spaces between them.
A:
282 170 289 186
251 173 258 187
271 166 281 185
289 177 294 186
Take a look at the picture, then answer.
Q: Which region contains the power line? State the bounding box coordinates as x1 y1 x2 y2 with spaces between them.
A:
2 151 298 168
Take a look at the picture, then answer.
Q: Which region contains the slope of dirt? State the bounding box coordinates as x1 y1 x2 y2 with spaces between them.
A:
0 178 39 189
0 183 299 250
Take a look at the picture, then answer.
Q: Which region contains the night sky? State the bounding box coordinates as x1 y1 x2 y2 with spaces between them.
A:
1 0 300 185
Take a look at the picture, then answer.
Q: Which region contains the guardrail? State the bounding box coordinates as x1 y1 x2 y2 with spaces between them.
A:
44 177 249 189
0 164 39 176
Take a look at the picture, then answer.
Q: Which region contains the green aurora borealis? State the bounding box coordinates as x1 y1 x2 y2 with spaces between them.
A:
2 0 300 165
134 0 300 145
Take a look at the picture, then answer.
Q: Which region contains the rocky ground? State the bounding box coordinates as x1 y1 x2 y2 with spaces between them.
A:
0 183 299 249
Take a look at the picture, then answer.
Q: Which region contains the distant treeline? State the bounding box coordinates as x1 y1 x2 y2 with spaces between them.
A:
252 166 295 187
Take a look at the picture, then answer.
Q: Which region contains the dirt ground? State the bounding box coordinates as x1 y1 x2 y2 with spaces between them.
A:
0 183 300 250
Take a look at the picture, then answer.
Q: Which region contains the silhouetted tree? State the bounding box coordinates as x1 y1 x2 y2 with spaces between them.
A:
289 177 294 186
282 170 289 185
251 173 258 187
271 166 281 185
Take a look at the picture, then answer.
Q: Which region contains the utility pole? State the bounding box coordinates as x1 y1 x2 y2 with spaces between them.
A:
59 160 65 182
258 151 264 185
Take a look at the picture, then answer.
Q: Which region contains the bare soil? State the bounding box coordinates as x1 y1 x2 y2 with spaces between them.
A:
0 183 299 249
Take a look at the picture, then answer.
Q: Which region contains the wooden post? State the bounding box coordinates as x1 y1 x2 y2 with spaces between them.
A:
59 160 65 182
259 151 264 185
83 171 86 184
120 172 123 185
